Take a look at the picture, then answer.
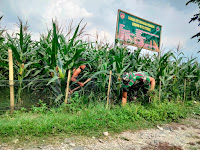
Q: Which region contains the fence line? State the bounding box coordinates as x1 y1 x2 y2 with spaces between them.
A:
0 73 198 114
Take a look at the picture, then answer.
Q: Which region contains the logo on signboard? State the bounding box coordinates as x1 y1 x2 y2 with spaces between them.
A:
120 12 125 19
156 27 160 31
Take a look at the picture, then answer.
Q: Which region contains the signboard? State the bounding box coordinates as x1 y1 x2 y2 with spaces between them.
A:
115 9 162 52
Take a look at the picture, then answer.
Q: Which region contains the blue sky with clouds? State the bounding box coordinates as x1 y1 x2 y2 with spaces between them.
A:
0 0 199 60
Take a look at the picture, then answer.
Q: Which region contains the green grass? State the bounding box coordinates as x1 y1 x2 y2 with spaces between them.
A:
0 100 199 140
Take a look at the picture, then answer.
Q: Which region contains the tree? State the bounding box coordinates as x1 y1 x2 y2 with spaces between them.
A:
186 0 200 44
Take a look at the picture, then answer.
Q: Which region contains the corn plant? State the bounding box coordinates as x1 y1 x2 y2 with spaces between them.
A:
6 19 40 105
0 16 9 81
29 21 89 104
0 18 200 107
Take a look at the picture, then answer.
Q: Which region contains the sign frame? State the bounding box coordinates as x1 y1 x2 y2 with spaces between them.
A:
115 9 162 53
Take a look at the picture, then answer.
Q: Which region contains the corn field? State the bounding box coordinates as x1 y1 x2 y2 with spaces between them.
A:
0 18 200 110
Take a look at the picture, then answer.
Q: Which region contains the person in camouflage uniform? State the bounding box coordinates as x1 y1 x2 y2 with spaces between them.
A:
121 72 155 106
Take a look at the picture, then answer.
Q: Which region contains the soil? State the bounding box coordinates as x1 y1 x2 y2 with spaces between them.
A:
0 115 200 150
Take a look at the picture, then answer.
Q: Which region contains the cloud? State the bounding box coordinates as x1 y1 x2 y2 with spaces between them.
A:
1 0 93 34
86 27 114 44
5 23 20 37
30 32 40 41
43 0 92 24
78 0 199 49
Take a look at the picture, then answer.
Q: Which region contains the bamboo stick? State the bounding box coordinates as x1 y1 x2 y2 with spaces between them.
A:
65 69 71 104
183 78 186 104
107 70 112 108
158 51 161 103
8 49 14 113
159 78 161 103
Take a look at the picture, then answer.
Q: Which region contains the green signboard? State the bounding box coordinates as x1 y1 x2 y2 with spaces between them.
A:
115 9 162 52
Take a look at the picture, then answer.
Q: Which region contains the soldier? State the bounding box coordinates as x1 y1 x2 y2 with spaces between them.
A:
121 72 155 106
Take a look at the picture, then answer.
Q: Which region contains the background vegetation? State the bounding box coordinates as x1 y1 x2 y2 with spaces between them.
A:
0 15 200 140
0 18 199 108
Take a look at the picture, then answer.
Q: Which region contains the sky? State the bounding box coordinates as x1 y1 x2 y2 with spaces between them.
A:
0 0 200 60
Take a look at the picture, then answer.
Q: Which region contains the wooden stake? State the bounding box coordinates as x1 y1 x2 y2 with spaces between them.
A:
8 49 14 113
159 78 161 103
158 51 161 103
157 51 160 58
65 69 71 104
183 78 186 104
107 70 112 108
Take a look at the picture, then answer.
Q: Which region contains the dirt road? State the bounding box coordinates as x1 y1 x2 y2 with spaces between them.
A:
1 116 200 150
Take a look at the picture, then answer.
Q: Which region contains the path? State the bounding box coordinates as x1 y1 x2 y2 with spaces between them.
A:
1 116 200 150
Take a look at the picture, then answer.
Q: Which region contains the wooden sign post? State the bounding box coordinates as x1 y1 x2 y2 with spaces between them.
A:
8 49 14 113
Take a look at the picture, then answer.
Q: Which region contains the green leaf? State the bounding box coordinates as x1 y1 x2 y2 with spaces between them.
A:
166 75 175 81
32 70 42 77
65 20 82 55
47 76 59 85
0 62 8 67
24 68 36 78
55 94 63 103
10 45 22 63
20 22 23 53
186 75 197 78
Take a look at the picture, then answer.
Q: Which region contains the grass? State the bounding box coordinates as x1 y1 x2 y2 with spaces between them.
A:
0 99 199 141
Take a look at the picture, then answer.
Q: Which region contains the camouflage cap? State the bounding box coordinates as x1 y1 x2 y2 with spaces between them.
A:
122 72 129 81
122 72 130 85
122 72 135 88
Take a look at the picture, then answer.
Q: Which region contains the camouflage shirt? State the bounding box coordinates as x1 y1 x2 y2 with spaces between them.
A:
122 72 151 92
